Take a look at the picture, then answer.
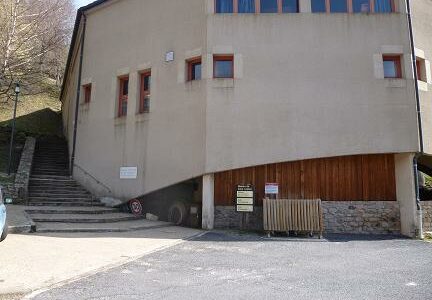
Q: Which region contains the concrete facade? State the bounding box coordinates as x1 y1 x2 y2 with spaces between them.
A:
61 0 432 235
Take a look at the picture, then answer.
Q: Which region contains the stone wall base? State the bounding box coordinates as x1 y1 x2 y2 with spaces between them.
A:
422 201 432 232
214 201 401 235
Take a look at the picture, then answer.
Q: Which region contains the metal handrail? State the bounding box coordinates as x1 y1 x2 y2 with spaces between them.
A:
73 163 113 195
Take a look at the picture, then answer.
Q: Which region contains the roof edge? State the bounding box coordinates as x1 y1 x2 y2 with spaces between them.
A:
60 0 110 102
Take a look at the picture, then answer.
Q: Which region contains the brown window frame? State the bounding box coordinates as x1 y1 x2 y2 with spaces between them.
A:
118 76 129 118
383 55 402 79
213 55 234 79
83 84 91 104
139 71 151 114
187 57 202 82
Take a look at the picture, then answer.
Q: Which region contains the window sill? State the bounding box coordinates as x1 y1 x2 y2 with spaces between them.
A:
135 113 150 123
114 117 127 126
212 78 234 88
418 80 428 92
384 79 406 88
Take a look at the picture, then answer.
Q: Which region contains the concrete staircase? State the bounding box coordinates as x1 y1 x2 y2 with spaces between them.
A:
26 137 147 233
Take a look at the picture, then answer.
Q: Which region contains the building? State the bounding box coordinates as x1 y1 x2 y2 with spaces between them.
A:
61 0 432 237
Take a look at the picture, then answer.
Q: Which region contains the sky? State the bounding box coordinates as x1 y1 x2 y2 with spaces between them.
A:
74 0 94 8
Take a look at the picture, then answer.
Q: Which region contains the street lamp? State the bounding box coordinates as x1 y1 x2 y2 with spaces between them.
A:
7 82 20 176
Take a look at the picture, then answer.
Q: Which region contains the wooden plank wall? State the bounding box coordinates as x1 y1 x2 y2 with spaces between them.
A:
214 154 396 206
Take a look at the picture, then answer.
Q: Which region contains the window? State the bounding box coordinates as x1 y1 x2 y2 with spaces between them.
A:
311 0 326 12
383 56 402 79
187 58 202 81
214 55 234 78
238 0 255 13
83 84 91 104
416 58 427 82
139 71 151 114
282 0 299 13
216 0 233 13
375 0 394 13
330 0 348 13
260 0 278 13
118 76 129 117
352 0 370 12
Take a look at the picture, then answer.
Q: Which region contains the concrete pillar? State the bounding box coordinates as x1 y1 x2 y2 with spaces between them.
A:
395 153 418 237
202 174 215 230
299 0 311 12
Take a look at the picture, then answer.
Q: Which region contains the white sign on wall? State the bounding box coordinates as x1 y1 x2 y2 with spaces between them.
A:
265 183 279 195
120 167 138 179
165 51 174 62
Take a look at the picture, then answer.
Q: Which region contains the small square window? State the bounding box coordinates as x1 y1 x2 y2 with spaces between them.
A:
139 71 151 114
260 0 278 13
214 55 234 79
416 58 426 82
353 0 370 13
187 58 202 81
383 55 402 79
375 0 394 13
118 76 129 118
330 0 348 13
282 0 299 13
311 0 327 13
83 84 91 104
238 0 255 13
215 0 233 13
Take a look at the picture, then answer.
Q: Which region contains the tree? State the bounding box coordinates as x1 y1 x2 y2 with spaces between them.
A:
0 0 74 102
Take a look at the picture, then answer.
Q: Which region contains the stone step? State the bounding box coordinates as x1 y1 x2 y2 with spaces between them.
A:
30 213 144 223
29 197 94 202
28 188 89 193
28 192 91 198
34 220 170 233
30 176 74 181
28 187 86 192
28 201 105 207
26 206 120 215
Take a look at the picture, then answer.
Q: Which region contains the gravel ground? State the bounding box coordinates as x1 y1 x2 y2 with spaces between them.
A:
30 231 432 300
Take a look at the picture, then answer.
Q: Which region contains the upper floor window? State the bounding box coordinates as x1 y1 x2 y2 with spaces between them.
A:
311 0 326 12
83 84 91 104
214 55 234 78
216 0 233 13
383 55 402 79
282 0 299 13
260 0 278 13
375 0 394 13
139 71 151 114
238 0 255 13
416 58 427 82
118 76 129 118
353 0 370 13
187 57 202 81
330 0 348 13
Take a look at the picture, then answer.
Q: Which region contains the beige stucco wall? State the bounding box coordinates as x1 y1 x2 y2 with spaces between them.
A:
411 0 432 154
63 0 207 198
205 8 419 173
63 0 420 200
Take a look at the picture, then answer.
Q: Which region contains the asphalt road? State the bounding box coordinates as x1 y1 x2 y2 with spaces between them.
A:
30 232 432 300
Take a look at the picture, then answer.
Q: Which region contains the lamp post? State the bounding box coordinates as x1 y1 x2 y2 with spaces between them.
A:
7 82 20 176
